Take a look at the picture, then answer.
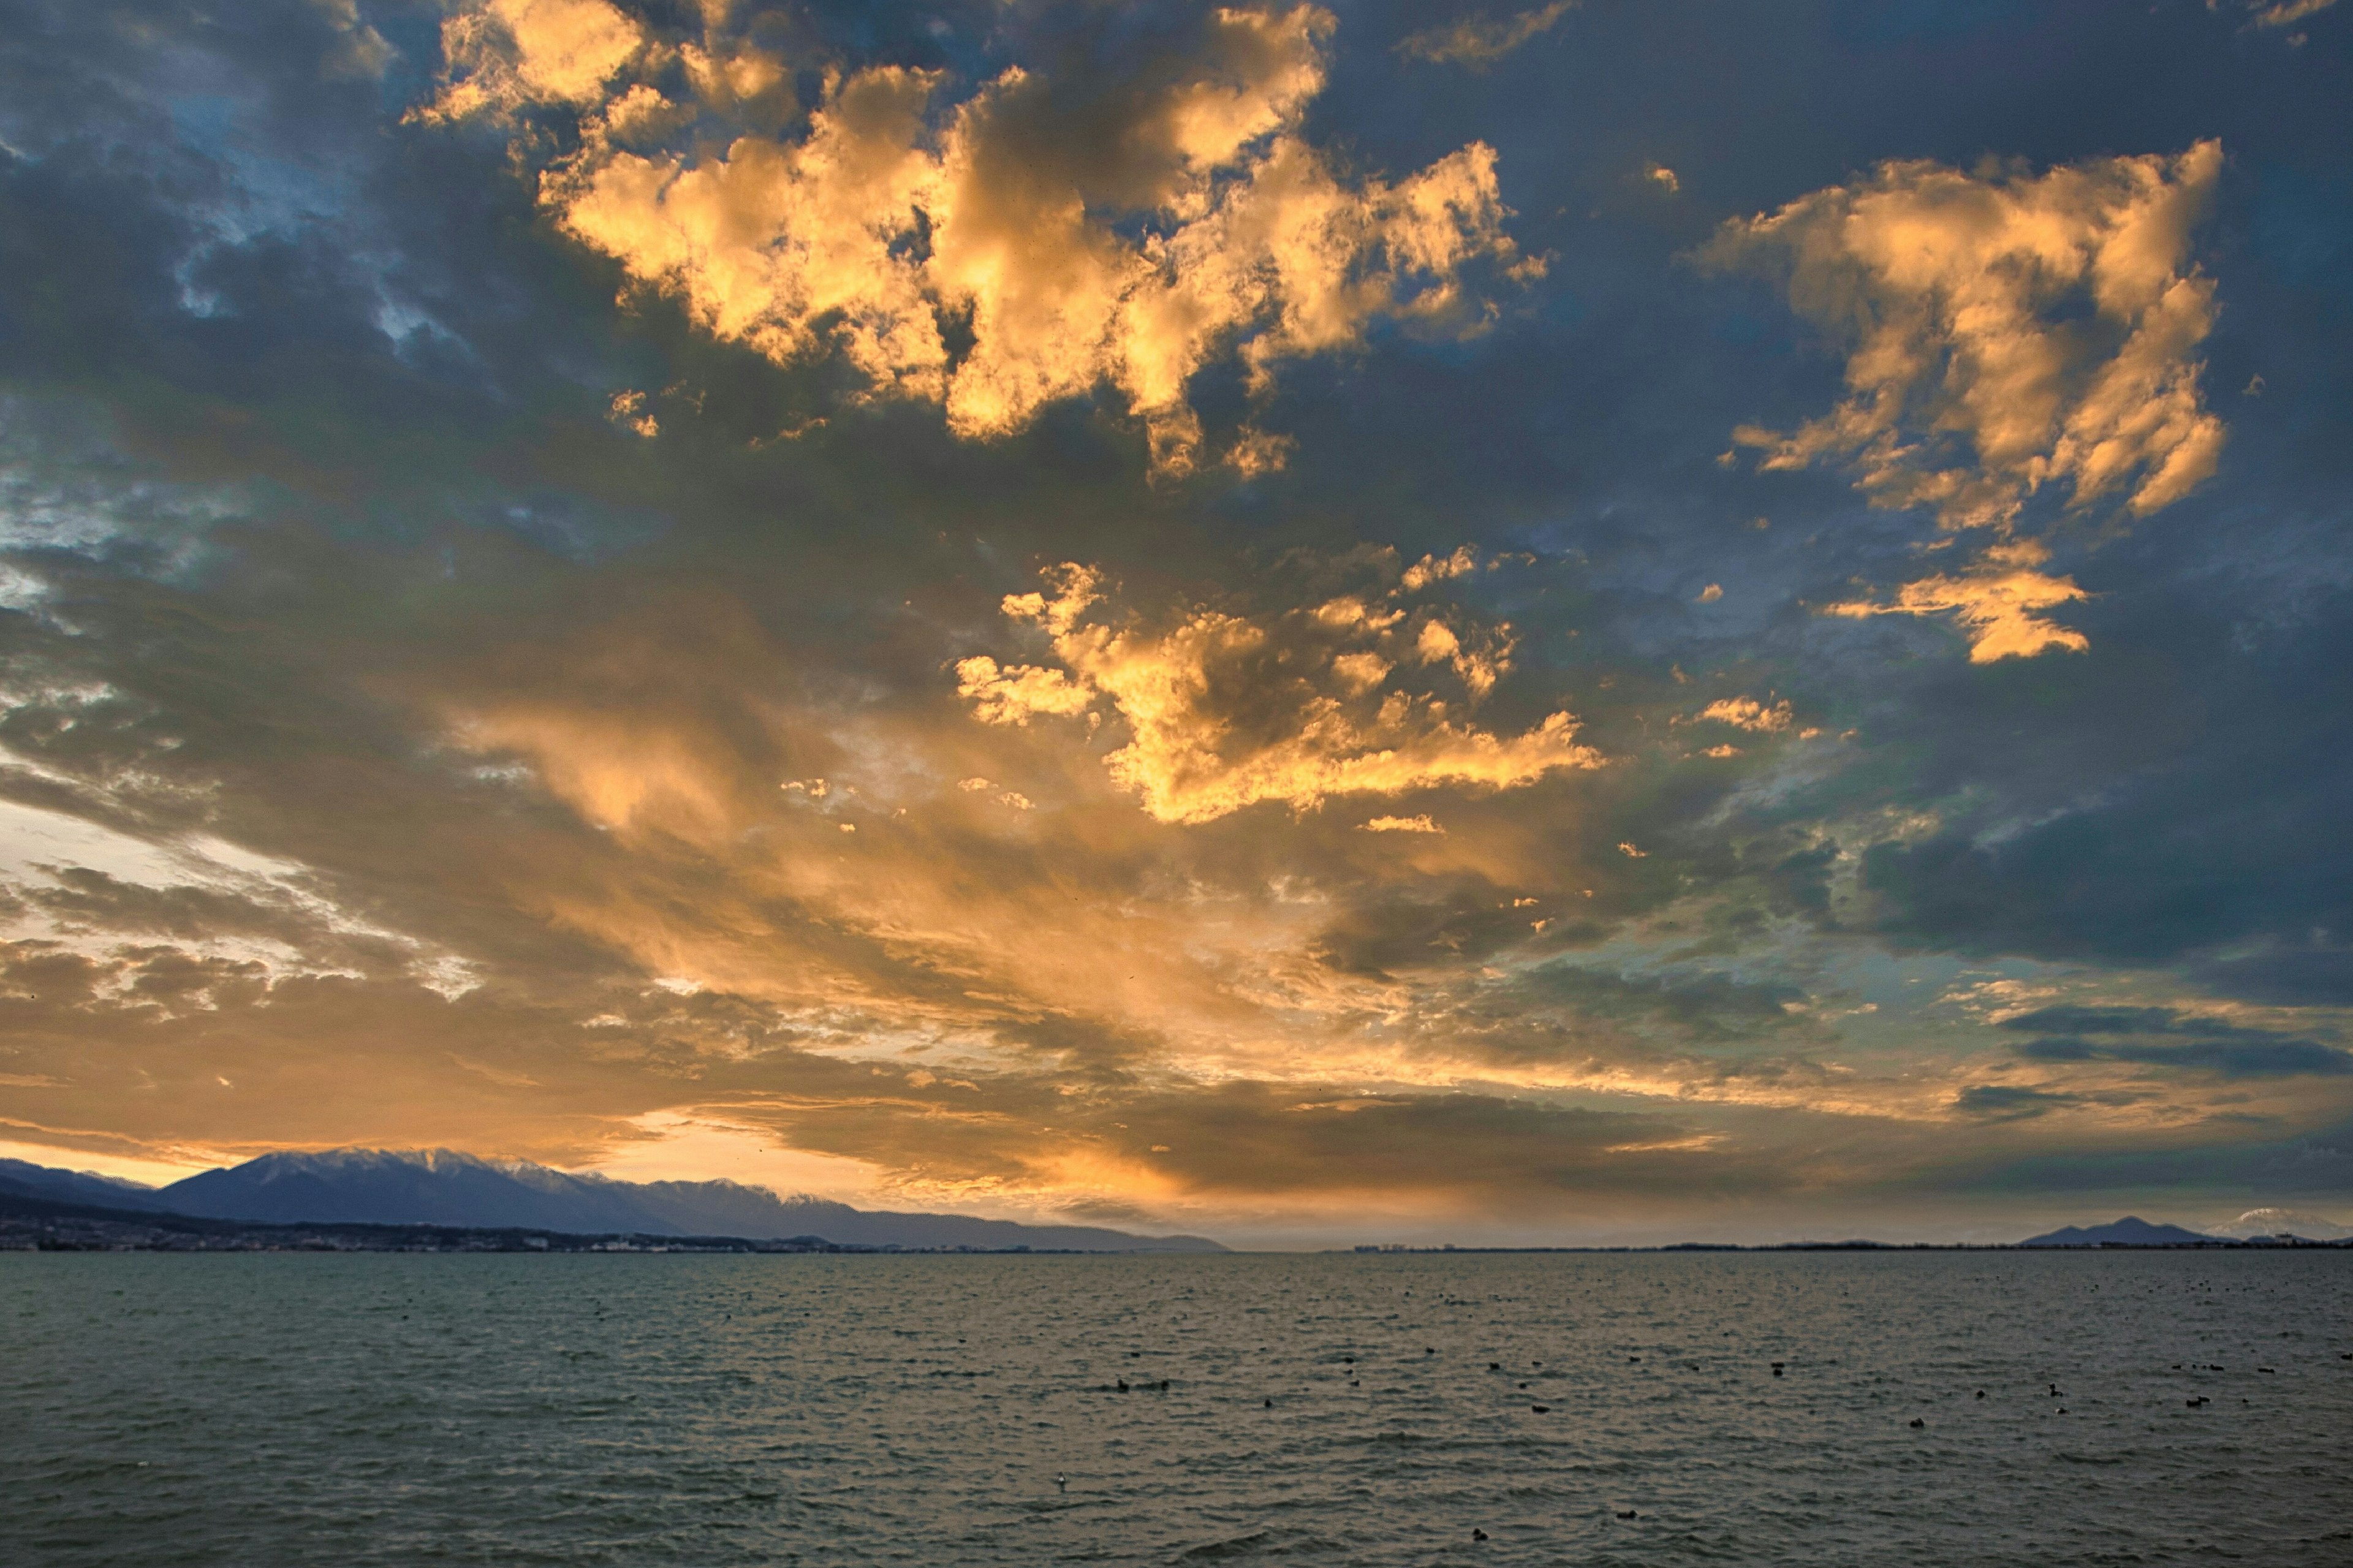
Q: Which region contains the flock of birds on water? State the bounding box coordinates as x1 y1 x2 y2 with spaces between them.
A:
395 1273 2345 1544
1044 1295 2349 1543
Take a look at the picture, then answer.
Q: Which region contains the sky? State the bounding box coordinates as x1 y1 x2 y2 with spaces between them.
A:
1 0 2349 1246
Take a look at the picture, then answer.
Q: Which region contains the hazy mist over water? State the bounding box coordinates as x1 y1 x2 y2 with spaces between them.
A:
6 1253 2349 1566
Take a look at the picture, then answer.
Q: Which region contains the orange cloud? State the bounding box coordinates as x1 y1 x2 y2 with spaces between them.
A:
420 4 1534 475
958 564 1601 824
1712 142 2224 659
1713 141 2225 531
1824 542 2090 663
1400 545 1479 591
1697 697 1792 732
2246 0 2338 27
415 0 645 123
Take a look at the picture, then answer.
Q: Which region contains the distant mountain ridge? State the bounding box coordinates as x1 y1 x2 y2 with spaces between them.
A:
2019 1216 2219 1247
0 1159 173 1211
2205 1207 2353 1241
1 1150 1226 1252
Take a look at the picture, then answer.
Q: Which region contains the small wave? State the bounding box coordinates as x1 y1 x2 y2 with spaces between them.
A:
1179 1529 1271 1559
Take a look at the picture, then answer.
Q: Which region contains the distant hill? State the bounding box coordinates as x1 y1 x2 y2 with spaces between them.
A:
0 1158 172 1211
2020 1216 2218 1248
57 1148 1229 1252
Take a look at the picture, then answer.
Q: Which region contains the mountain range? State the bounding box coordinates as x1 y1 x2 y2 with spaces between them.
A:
9 1156 2343 1251
0 1150 1226 1252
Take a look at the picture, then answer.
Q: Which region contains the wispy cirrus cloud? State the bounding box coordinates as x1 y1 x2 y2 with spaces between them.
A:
2243 0 2339 30
1395 2 1575 69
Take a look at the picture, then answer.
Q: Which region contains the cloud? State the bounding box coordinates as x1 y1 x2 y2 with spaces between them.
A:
952 657 1095 727
415 0 646 124
2000 1004 2352 1077
1697 696 1792 732
1823 540 2090 663
2245 0 2339 28
1361 814 1442 833
1711 141 2226 532
2002 1004 2221 1034
1952 1083 2077 1121
1400 545 1480 591
1396 3 1575 69
1104 1083 1733 1202
2019 1036 2352 1076
957 562 1601 824
306 0 392 80
420 3 1534 475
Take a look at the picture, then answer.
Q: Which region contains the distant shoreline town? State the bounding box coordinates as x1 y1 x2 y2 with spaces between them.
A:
0 1149 1227 1254
2 1151 2346 1255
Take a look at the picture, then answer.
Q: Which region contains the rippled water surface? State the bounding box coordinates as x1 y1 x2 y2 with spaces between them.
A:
6 1251 2350 1565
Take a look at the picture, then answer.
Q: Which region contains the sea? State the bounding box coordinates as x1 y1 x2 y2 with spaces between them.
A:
4 1250 2348 1566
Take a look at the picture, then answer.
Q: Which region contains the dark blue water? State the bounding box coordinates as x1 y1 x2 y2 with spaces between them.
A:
5 1251 2348 1564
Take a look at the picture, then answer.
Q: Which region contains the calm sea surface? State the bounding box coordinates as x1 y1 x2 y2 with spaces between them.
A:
4 1251 2349 1566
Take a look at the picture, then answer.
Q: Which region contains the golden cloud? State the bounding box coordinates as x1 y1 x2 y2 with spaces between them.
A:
1400 545 1480 591
1697 696 1792 732
1824 541 2090 663
1712 140 2225 531
415 0 646 123
957 563 1601 824
419 3 1534 474
1711 142 2224 659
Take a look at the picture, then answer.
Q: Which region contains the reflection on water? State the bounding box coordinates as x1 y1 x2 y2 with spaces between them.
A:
6 1251 2349 1565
